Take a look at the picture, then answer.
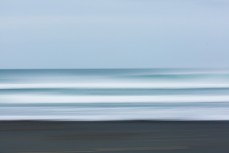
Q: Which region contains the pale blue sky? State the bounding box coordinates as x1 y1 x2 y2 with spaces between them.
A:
0 0 229 68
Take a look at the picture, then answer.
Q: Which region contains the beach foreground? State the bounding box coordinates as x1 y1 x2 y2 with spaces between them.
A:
1 121 229 153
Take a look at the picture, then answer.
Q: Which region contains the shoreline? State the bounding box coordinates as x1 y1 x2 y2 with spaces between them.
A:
1 121 229 152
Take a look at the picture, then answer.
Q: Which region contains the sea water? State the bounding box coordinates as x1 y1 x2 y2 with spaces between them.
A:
1 69 229 121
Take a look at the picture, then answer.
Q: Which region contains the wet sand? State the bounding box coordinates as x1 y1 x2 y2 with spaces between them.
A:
0 121 229 153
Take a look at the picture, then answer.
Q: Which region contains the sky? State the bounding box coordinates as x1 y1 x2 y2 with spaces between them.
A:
0 0 229 68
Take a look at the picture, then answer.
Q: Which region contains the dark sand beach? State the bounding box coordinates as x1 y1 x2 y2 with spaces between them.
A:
1 121 229 153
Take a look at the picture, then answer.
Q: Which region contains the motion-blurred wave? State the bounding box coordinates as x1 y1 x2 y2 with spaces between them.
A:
1 69 229 121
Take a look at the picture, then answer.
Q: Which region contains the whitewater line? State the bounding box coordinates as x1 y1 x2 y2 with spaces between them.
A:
1 82 229 89
2 94 229 103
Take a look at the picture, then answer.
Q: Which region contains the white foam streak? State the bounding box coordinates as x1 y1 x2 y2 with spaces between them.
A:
2 94 229 103
1 82 229 89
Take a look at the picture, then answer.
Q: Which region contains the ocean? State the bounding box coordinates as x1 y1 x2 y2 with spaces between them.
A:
1 68 229 121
